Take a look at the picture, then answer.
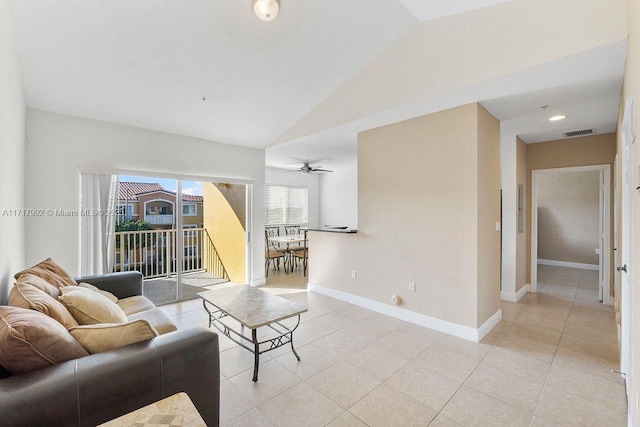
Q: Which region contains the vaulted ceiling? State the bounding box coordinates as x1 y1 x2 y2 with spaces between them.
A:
8 0 628 169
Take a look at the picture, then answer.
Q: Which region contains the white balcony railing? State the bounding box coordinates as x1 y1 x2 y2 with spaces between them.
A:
145 214 174 225
113 228 228 281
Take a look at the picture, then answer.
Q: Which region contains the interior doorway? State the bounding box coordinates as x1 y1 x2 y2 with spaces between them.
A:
530 165 611 306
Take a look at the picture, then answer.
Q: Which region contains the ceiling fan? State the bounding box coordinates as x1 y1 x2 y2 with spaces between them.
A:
289 160 333 174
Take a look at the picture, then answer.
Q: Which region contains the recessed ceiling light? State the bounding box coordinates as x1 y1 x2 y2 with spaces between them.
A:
549 115 566 121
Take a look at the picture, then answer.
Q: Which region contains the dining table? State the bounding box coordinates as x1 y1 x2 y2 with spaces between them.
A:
266 233 306 273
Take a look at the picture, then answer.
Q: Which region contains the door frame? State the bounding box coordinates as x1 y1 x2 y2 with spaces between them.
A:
620 96 635 421
530 164 611 305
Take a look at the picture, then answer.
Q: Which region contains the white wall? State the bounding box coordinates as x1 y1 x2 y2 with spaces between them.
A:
500 134 517 298
0 0 25 304
265 167 320 229
500 134 528 301
319 159 357 229
24 110 266 284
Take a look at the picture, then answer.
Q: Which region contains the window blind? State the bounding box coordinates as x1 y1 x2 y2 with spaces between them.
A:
265 185 308 225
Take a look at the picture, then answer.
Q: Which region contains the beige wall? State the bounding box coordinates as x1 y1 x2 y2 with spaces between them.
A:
309 103 501 331
537 171 600 265
526 134 616 284
515 137 527 292
0 0 25 304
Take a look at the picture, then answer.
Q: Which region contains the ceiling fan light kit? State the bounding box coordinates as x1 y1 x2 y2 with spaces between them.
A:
252 0 280 22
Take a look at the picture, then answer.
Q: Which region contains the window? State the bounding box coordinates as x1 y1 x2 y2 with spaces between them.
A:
265 185 308 225
183 204 197 216
183 224 198 237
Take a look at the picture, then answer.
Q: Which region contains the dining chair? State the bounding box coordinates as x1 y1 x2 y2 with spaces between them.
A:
265 227 285 277
291 229 308 276
284 225 300 236
284 225 304 253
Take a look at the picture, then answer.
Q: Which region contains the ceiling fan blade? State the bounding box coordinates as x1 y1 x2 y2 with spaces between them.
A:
311 168 333 173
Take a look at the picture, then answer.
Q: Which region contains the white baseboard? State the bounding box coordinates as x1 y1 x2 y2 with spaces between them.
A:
308 283 501 343
477 309 503 341
500 284 530 302
537 259 598 271
251 278 266 287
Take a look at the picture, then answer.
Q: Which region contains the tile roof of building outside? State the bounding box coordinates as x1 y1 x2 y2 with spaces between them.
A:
118 181 203 202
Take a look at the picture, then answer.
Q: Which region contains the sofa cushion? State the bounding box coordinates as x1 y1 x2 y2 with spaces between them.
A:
117 295 157 316
58 287 128 325
78 282 118 304
0 306 88 375
8 283 79 329
14 258 77 289
69 319 159 354
127 309 178 335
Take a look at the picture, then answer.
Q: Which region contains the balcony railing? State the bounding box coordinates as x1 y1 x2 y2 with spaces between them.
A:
114 228 228 281
145 214 174 225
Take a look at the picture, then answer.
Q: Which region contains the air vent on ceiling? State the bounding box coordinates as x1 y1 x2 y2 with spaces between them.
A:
563 128 595 138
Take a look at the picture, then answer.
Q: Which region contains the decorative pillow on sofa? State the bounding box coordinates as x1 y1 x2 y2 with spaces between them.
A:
69 319 159 354
0 306 88 375
58 287 127 325
12 273 61 298
8 283 79 329
78 282 118 304
13 258 78 289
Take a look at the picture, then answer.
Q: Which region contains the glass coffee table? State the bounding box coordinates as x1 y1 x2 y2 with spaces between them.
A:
198 285 307 381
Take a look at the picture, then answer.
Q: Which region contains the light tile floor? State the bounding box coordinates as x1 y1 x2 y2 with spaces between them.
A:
159 265 627 426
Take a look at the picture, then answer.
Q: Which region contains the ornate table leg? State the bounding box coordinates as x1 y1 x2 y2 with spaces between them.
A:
252 329 260 382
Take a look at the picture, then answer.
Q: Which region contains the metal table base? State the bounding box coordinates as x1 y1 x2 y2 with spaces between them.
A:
201 299 302 382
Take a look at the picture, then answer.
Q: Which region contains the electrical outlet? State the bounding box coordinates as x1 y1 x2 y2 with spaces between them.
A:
351 270 357 279
409 281 416 292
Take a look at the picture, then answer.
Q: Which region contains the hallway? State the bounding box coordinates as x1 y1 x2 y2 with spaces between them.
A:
495 265 626 424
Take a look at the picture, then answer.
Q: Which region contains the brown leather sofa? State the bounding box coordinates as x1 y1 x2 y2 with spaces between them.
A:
0 271 220 426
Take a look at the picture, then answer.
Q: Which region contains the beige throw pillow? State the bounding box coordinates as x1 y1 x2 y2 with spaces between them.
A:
8 283 79 329
0 306 88 375
78 282 118 303
58 286 128 325
69 320 158 354
13 273 62 298
14 258 78 289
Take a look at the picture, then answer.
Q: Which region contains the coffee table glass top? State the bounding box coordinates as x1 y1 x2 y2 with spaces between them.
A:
198 284 307 329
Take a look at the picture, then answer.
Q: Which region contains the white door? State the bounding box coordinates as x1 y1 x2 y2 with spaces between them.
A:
599 170 605 302
620 97 634 417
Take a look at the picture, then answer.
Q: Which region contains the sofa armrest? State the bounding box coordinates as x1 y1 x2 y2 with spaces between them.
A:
0 327 220 427
75 271 143 299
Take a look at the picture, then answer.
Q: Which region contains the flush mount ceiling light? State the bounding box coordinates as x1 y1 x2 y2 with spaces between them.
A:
252 0 280 21
549 115 567 121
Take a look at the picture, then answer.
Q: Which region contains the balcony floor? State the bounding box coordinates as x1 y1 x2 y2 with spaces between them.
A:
143 271 228 306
